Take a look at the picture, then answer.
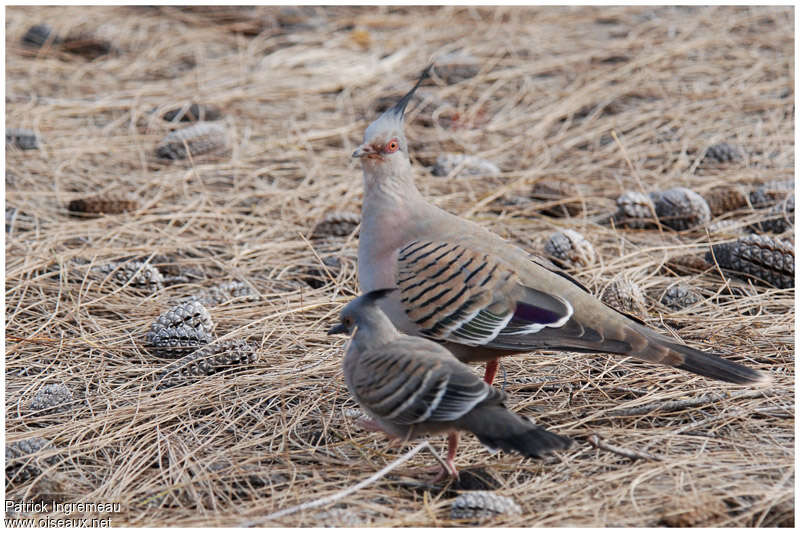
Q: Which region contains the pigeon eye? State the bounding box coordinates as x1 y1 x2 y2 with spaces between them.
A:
385 140 399 153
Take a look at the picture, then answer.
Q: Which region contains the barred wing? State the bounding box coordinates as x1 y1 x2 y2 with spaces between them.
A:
397 240 573 347
351 337 493 425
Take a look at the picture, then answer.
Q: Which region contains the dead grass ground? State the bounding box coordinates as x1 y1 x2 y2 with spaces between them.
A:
5 5 794 527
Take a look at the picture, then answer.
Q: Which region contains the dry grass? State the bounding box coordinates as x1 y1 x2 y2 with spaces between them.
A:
5 5 794 527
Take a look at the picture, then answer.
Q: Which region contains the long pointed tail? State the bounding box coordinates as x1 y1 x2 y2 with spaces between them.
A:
637 330 768 385
493 314 768 385
458 406 571 459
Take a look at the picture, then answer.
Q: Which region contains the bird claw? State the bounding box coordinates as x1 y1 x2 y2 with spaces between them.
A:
428 462 460 484
422 438 460 484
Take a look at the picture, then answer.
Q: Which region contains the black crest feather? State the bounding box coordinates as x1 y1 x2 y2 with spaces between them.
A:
387 64 434 120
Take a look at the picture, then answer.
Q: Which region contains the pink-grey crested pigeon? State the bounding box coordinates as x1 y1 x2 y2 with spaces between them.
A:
352 66 767 387
329 288 572 479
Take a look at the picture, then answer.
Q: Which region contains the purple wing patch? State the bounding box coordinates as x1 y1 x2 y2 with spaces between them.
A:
513 301 565 325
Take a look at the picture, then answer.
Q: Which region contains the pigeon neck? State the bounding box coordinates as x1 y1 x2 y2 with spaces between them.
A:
360 161 426 248
361 158 421 205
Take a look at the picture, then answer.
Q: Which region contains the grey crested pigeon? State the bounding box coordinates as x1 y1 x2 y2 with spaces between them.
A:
329 289 571 480
352 66 767 387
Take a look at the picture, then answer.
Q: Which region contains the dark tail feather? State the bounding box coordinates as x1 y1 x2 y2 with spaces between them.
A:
490 314 768 385
665 340 768 385
459 407 571 459
624 322 769 385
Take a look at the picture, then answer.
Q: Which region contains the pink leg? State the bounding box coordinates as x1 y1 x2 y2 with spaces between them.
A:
483 359 499 385
431 432 460 482
357 415 460 482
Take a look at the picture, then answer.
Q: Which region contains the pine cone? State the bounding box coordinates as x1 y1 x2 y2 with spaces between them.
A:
155 122 228 160
663 254 711 274
6 438 53 485
661 284 701 310
60 34 113 60
68 196 138 216
451 491 521 521
703 142 743 163
6 128 39 150
531 179 584 217
544 230 596 269
188 280 259 306
707 219 745 236
156 339 258 388
602 279 647 317
649 187 711 230
162 103 222 122
749 180 794 208
145 301 214 356
93 261 164 292
707 235 794 289
703 186 748 216
21 24 61 47
28 384 74 415
750 194 794 234
311 211 360 239
613 191 657 228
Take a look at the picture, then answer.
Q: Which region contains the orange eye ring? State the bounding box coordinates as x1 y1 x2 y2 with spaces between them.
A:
385 140 400 153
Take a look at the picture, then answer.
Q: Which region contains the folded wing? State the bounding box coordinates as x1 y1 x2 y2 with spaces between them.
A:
397 240 573 347
351 337 497 425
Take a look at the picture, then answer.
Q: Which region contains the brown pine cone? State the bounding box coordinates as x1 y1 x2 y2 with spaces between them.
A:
68 196 138 216
703 186 748 216
311 211 360 239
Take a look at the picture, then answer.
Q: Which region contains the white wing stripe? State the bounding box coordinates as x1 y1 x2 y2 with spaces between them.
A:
410 375 449 423
385 367 436 421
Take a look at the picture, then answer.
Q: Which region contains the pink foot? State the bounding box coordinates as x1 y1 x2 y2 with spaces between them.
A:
429 432 460 483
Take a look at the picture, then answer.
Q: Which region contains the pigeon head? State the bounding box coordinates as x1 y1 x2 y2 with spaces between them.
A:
352 65 432 171
328 288 397 336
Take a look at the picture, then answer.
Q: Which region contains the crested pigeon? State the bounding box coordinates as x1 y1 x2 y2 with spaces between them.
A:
353 66 767 386
329 289 572 479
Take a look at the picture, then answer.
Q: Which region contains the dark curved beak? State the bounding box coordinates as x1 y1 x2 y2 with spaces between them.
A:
352 144 372 158
328 323 348 335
